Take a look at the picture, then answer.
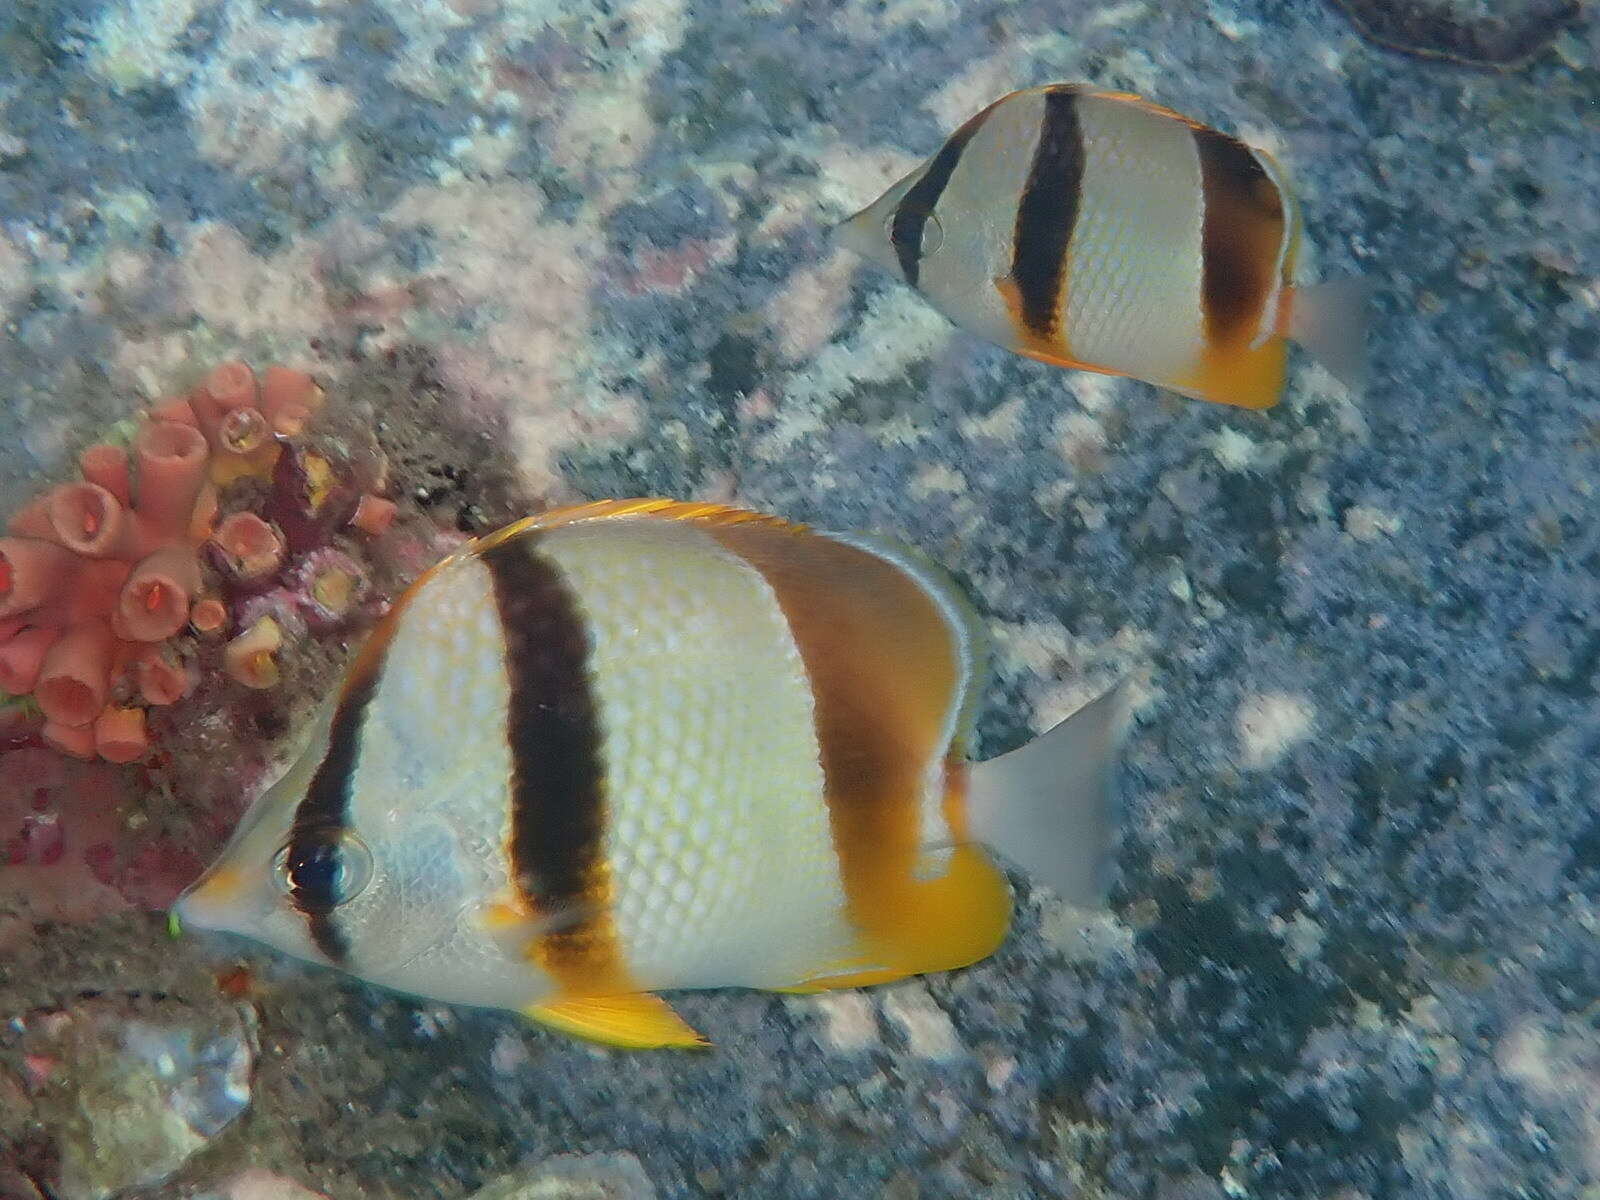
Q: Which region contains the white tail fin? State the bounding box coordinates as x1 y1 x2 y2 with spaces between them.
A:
1289 276 1374 392
966 681 1132 906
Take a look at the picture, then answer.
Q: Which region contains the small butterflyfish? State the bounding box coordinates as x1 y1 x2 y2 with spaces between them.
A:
837 83 1370 410
174 499 1131 1050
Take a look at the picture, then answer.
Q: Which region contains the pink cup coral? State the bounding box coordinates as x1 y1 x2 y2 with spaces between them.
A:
0 360 396 763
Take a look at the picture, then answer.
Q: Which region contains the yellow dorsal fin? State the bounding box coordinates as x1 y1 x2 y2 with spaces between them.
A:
1090 89 1207 130
525 993 709 1050
471 498 812 557
1010 83 1204 131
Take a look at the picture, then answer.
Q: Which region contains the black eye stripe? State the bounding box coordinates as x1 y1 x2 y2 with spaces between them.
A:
287 620 395 962
275 828 374 921
889 98 998 286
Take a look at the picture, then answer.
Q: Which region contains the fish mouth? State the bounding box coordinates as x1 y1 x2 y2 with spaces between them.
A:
170 856 264 935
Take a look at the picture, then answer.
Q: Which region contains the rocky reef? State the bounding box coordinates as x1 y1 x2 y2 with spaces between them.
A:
0 0 1597 1197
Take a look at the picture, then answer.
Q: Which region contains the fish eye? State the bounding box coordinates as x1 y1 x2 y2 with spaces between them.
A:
272 830 374 912
885 207 944 257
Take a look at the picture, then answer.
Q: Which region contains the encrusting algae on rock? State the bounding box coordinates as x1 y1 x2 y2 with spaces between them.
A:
0 361 396 763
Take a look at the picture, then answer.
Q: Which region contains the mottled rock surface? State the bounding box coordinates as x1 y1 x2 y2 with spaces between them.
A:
0 991 254 1200
0 0 1597 1197
1326 0 1584 65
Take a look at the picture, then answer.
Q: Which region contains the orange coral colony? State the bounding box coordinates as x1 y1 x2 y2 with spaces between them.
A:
0 360 394 763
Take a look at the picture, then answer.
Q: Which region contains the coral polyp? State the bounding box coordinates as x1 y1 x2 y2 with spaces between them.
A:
211 513 286 584
0 361 400 764
222 616 284 691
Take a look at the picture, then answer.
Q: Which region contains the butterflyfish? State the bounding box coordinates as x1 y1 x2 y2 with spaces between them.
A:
174 499 1129 1050
838 83 1369 410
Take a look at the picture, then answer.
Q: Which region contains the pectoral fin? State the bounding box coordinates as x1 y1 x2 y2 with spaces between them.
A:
479 896 596 962
525 993 709 1050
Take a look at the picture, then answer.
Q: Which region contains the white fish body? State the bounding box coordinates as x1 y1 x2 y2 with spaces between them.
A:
838 84 1367 409
177 500 1129 1049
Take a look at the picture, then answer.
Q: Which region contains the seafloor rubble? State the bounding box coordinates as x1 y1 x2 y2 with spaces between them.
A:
0 0 1598 1198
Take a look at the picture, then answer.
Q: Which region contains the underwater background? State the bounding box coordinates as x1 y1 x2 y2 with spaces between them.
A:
1 0 1598 1197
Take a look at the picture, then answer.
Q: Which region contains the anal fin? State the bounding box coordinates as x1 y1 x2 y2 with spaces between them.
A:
773 965 908 995
771 950 908 995
525 992 709 1050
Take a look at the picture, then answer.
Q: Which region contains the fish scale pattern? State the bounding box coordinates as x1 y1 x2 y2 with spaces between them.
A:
543 519 853 992
1065 101 1206 380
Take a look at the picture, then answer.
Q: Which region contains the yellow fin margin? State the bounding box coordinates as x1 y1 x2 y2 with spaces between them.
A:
774 967 910 995
470 498 813 557
525 993 709 1050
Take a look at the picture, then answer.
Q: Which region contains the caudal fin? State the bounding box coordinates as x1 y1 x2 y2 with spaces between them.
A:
966 681 1132 906
1288 276 1374 392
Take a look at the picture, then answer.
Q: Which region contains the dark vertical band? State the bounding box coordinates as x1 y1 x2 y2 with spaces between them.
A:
288 636 393 963
480 533 607 972
1009 87 1085 341
1193 126 1285 346
890 103 994 286
704 524 958 923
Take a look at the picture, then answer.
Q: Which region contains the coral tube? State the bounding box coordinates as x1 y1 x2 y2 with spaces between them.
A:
189 362 258 445
261 367 323 434
213 512 285 583
42 719 96 760
78 444 131 506
189 596 228 637
269 405 310 437
46 482 127 558
223 616 284 689
349 495 397 536
63 559 134 628
136 644 195 705
0 536 77 618
211 406 279 484
204 361 258 411
149 397 200 428
188 483 220 544
6 495 54 540
261 366 321 415
34 619 115 727
134 421 210 541
93 706 149 763
116 545 201 642
220 407 270 455
0 626 61 695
